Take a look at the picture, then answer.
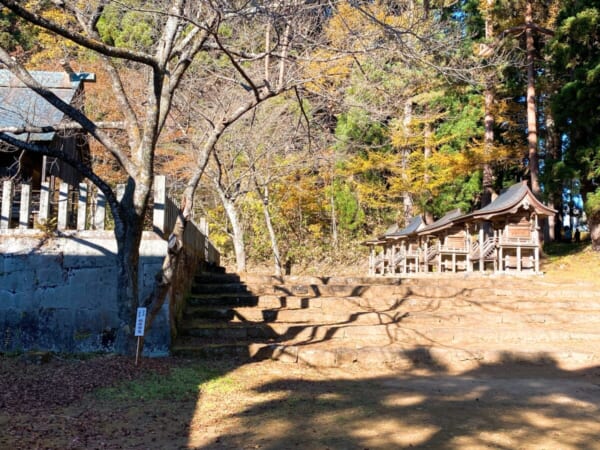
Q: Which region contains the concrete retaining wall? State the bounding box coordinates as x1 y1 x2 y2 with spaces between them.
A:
0 230 187 356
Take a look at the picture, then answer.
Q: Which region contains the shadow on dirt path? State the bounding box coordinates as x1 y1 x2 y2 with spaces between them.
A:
187 351 600 450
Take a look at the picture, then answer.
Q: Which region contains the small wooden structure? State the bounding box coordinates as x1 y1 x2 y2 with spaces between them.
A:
364 216 425 275
417 209 469 273
365 181 557 276
465 181 556 273
387 216 426 274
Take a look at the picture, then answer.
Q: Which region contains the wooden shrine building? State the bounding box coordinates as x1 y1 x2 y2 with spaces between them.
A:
365 181 557 275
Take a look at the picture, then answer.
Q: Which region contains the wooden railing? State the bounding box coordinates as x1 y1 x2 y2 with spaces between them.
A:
0 176 219 265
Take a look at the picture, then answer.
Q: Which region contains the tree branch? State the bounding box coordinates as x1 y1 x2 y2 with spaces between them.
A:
0 0 159 68
0 122 125 135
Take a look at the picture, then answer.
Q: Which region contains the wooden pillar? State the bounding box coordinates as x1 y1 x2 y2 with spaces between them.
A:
465 225 471 272
199 216 208 237
116 183 125 202
1 180 13 229
517 245 522 272
57 182 69 230
94 189 106 230
153 175 166 235
368 246 374 275
19 184 31 229
77 183 87 230
38 181 51 226
479 227 484 272
423 238 429 273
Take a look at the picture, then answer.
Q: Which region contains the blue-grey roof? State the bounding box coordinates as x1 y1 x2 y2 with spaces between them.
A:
468 181 556 219
387 216 425 238
0 70 94 142
418 208 463 235
476 182 527 215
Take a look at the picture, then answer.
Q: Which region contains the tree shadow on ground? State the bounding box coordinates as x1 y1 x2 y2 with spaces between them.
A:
189 350 600 450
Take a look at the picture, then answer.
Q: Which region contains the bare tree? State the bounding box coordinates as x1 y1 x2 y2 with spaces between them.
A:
0 0 315 352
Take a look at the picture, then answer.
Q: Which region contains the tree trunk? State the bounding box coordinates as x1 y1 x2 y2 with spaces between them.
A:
423 122 434 224
545 106 560 242
590 215 600 251
217 188 246 273
402 99 414 222
482 0 496 207
526 1 541 196
259 187 282 276
113 181 149 354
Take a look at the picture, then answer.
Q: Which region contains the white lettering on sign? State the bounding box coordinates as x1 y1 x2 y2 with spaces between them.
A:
135 307 147 337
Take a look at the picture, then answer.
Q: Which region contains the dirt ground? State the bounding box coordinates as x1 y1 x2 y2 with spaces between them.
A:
2 353 600 450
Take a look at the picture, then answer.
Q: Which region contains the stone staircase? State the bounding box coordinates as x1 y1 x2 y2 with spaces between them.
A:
171 270 600 371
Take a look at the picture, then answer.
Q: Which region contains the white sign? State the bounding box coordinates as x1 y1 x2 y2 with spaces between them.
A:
134 307 147 337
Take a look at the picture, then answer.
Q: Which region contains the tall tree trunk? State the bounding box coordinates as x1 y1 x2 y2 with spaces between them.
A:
423 122 434 224
482 0 496 206
590 211 600 251
216 187 246 273
330 181 338 248
402 99 414 222
526 1 541 196
114 179 149 354
259 186 283 276
545 107 560 241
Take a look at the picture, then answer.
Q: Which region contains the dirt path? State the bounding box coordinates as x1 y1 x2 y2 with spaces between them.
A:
2 355 600 449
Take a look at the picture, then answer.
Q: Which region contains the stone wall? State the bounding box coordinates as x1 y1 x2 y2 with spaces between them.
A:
0 230 187 356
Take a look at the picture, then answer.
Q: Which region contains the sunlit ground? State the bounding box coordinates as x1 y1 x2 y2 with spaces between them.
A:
186 358 600 450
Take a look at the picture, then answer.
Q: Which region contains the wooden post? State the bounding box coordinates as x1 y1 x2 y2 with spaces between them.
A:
57 182 69 230
153 175 166 235
1 180 14 229
77 183 87 230
479 227 484 272
38 181 51 226
199 216 208 237
116 183 125 201
465 225 471 272
94 189 106 230
19 183 31 229
423 239 429 273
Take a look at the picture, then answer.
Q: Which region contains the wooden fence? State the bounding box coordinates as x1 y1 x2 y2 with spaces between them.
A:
0 175 219 265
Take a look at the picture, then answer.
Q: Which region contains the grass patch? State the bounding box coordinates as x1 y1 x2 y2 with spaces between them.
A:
95 363 238 402
542 241 600 282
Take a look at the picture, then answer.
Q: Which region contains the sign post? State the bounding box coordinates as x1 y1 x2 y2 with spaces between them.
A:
134 307 147 366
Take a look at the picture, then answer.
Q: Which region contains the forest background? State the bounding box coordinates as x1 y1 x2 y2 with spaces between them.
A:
1 0 600 279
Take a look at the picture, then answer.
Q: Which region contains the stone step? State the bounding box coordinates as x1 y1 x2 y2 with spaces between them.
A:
191 283 253 296
171 340 600 371
187 294 600 314
194 273 242 284
186 294 259 307
235 274 404 286
177 320 600 346
181 305 600 327
188 282 598 301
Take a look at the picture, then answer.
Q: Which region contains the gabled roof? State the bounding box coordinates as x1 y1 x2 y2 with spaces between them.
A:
0 70 95 142
417 209 464 236
362 216 425 246
467 181 556 220
387 215 426 240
